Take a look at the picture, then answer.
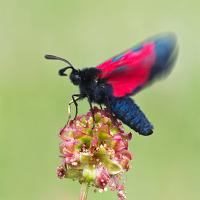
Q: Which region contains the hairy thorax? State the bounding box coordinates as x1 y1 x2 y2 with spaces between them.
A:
79 78 107 104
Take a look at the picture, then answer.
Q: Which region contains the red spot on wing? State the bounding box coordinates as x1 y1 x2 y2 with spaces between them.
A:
96 43 156 97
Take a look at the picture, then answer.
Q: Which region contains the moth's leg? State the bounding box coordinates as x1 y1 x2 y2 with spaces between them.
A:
72 94 82 120
100 104 103 109
87 97 96 128
67 94 82 123
67 99 73 123
105 96 116 123
105 96 112 112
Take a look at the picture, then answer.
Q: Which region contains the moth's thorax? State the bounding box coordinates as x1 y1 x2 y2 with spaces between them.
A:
70 67 106 104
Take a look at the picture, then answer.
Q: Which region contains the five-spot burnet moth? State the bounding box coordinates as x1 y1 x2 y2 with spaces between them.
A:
45 33 178 136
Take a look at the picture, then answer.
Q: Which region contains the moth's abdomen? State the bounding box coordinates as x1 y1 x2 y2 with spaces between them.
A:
109 97 153 136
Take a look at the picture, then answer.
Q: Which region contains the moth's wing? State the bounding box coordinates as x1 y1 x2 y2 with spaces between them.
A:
96 33 178 97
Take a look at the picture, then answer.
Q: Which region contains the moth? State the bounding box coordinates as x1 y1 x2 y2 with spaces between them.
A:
45 33 178 136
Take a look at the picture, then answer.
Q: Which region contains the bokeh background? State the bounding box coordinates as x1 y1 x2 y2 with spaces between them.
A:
1 1 200 200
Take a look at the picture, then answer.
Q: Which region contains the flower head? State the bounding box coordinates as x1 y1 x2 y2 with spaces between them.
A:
57 107 133 200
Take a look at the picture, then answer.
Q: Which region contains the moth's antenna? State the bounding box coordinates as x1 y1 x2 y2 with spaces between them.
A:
45 54 74 69
44 54 75 76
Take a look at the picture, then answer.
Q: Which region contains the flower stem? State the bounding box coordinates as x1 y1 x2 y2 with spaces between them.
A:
80 182 89 200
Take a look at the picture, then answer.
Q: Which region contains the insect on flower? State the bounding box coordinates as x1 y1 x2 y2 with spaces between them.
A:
45 33 178 136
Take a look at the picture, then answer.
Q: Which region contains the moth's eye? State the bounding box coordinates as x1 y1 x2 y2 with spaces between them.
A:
74 74 81 82
75 75 80 79
70 73 81 85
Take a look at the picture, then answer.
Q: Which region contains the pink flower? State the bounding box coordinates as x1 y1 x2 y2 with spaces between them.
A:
56 107 133 199
56 166 65 179
95 167 110 189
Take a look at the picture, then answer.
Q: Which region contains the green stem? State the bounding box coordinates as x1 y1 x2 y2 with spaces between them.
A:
80 182 89 200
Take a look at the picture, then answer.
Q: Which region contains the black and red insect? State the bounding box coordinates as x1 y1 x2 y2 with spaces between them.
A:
45 33 178 136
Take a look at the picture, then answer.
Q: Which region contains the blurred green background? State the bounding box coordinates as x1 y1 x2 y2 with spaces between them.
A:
0 0 200 200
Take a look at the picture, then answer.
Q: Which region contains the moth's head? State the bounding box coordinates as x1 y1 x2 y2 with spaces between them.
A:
69 69 81 85
44 54 81 85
